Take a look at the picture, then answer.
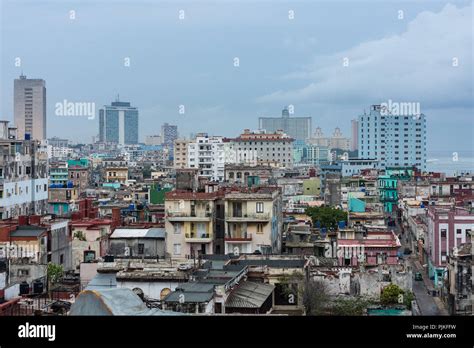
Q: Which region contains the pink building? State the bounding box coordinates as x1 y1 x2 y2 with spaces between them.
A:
426 206 473 271
337 231 400 266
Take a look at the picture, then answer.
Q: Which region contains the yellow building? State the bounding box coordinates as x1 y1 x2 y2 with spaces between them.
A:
164 191 222 259
105 167 128 183
224 187 282 255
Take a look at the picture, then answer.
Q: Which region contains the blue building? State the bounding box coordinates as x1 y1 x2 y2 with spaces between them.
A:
99 100 139 145
357 104 426 171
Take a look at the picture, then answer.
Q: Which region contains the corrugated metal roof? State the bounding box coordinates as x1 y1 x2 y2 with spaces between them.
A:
69 288 182 315
110 228 165 239
225 281 275 308
236 259 305 268
163 282 215 303
85 273 117 290
11 226 47 237
164 291 214 303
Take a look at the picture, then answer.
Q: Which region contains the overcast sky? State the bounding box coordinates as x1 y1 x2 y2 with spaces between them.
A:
0 0 472 154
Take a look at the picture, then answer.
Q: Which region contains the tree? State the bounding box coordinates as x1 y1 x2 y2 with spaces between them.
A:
305 206 348 230
278 272 332 315
330 297 373 316
47 263 64 284
380 283 404 305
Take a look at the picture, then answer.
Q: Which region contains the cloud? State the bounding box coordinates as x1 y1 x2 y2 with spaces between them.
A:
257 3 473 110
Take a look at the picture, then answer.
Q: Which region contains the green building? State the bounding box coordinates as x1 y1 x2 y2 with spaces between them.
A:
302 178 322 196
378 166 415 212
68 158 89 168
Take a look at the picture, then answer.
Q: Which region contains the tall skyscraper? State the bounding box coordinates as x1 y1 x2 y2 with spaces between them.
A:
161 123 178 148
350 119 359 151
258 107 312 141
14 74 47 140
357 104 426 171
99 99 138 145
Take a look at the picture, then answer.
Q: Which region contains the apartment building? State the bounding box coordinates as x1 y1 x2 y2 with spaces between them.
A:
230 129 293 168
310 127 350 151
187 134 225 181
14 75 47 141
164 190 225 259
105 167 128 184
224 187 283 255
358 104 427 171
173 139 190 169
426 206 473 287
0 121 49 220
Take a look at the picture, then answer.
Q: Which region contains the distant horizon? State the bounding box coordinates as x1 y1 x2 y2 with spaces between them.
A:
1 0 472 152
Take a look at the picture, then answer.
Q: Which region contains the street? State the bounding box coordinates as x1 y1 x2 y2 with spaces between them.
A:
395 216 447 315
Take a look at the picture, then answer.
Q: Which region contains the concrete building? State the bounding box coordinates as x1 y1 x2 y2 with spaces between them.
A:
99 100 139 145
426 206 473 287
351 119 358 151
310 127 350 151
224 164 273 185
47 137 68 148
295 143 330 166
187 134 225 181
105 167 128 184
14 74 47 141
68 166 89 194
0 121 49 220
230 129 293 168
173 139 190 169
161 123 178 149
145 135 162 146
258 107 311 141
164 190 225 258
358 104 427 171
224 187 283 255
445 241 472 315
109 228 166 259
71 218 114 271
341 159 378 177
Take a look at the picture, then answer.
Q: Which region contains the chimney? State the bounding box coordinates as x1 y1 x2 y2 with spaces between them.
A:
112 208 121 227
72 212 82 221
18 215 28 226
29 215 41 225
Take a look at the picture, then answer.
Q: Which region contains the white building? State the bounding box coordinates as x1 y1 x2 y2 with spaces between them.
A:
341 159 379 177
230 129 294 168
0 121 49 219
358 104 427 171
187 134 225 181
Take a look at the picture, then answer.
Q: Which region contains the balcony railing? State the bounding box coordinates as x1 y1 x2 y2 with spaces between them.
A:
167 211 212 219
225 232 252 242
225 213 270 221
184 232 212 243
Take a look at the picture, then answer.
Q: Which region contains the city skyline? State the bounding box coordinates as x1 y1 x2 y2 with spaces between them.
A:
0 1 472 152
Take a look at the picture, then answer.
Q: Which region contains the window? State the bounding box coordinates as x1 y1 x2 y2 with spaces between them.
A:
256 202 264 213
84 250 96 262
138 243 145 254
456 229 462 235
174 223 182 234
18 269 29 276
256 223 263 233
60 254 64 264
173 243 181 255
441 229 447 238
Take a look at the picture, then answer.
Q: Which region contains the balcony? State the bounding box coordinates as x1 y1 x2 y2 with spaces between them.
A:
185 232 212 243
166 211 212 222
226 213 270 222
225 232 252 242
